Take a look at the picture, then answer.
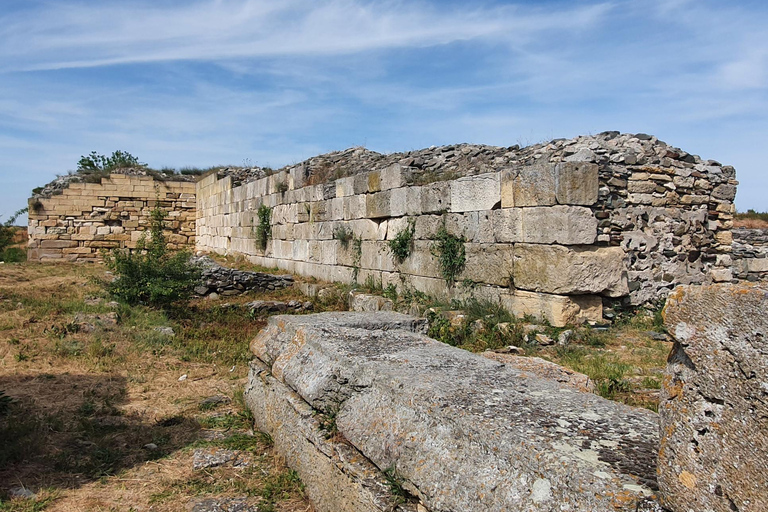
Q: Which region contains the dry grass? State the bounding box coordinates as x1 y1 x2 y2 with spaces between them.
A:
733 218 768 229
0 262 316 512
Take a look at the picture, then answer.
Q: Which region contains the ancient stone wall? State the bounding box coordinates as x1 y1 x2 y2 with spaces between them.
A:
27 173 196 262
732 227 768 281
196 132 736 325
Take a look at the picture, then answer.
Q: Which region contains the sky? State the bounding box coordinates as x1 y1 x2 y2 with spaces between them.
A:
1 0 767 223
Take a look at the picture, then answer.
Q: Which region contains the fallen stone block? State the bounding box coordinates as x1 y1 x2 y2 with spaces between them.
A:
660 284 768 512
248 312 660 512
499 289 603 327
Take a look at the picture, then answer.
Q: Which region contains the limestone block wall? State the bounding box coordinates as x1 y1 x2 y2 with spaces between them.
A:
196 133 736 325
28 174 196 262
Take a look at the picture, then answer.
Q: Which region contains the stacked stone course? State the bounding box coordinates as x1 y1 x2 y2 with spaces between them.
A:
732 227 768 281
27 173 196 261
196 132 736 326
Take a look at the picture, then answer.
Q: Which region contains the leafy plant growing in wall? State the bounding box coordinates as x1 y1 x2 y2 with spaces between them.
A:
255 205 272 252
388 219 415 264
431 223 466 286
333 224 354 250
104 207 201 308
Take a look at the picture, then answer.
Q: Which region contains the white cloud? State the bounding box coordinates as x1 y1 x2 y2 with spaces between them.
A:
0 0 612 71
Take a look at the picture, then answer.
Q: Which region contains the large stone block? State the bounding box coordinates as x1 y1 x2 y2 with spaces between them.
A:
520 206 598 245
514 244 629 297
249 313 658 512
449 172 500 212
491 208 522 242
365 191 391 219
421 181 450 214
461 243 514 286
499 290 603 326
502 163 556 207
660 284 768 512
555 162 598 206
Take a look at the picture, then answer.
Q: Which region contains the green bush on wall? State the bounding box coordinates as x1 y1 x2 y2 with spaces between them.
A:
255 205 272 251
388 219 415 264
431 224 466 285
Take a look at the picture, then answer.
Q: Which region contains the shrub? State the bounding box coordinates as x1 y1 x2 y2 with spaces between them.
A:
254 205 272 251
388 219 415 263
78 150 145 173
104 208 200 308
0 207 27 262
431 224 466 285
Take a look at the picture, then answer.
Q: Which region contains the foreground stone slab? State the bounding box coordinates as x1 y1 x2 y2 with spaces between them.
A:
660 284 768 512
247 312 660 512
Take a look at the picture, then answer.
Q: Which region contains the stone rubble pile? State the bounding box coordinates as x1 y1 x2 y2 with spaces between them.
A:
191 256 293 296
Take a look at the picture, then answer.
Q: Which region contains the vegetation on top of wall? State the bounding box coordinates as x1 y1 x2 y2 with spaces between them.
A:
78 150 145 173
388 219 415 264
431 223 466 286
103 207 201 308
254 205 272 252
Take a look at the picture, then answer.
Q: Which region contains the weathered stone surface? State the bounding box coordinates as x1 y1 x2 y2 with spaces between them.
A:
449 172 500 212
249 313 660 512
499 290 603 327
245 357 420 512
348 291 394 312
555 162 598 205
519 206 598 245
501 163 556 207
514 244 629 297
659 284 768 512
481 353 595 392
461 243 514 286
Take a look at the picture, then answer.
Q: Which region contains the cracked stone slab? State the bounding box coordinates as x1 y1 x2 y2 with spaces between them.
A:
249 312 661 512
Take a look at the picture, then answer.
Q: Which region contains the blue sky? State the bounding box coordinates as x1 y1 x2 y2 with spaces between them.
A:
1 0 767 223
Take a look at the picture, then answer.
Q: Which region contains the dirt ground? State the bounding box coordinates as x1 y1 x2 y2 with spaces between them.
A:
0 262 316 512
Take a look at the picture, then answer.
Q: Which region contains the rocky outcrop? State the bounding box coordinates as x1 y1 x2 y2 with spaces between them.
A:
246 312 661 512
660 284 768 512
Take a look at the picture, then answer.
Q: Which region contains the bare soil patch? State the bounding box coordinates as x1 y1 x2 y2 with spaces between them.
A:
0 262 327 512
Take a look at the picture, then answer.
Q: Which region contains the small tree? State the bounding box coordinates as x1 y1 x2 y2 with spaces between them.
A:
0 207 28 262
104 207 200 308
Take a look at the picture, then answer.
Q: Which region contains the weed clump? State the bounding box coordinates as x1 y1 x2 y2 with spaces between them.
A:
388 219 415 263
104 207 200 308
